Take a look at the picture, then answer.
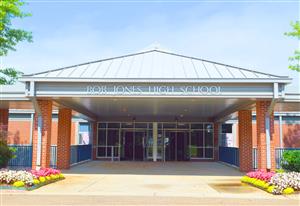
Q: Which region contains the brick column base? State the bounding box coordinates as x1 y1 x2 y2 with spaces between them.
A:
238 110 253 172
32 100 52 169
256 101 276 171
57 108 72 169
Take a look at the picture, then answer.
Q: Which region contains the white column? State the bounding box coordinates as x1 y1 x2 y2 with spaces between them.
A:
279 115 283 148
153 122 158 162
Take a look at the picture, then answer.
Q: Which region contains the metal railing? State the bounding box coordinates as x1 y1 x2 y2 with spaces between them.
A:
219 146 239 167
7 145 32 169
7 144 92 169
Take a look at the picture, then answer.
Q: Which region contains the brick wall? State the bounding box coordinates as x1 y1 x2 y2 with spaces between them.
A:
256 101 276 171
0 109 9 141
238 110 253 172
57 108 72 169
32 100 52 169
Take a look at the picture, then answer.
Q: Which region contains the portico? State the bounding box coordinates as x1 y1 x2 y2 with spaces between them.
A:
1 47 298 172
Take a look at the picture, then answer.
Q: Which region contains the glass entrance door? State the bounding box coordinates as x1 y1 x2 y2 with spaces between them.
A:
164 130 189 161
122 130 134 160
134 131 145 161
121 130 146 161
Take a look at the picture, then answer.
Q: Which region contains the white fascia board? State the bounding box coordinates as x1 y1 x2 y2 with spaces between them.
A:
20 77 293 84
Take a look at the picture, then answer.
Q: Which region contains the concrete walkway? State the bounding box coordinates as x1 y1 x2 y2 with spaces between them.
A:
1 161 299 205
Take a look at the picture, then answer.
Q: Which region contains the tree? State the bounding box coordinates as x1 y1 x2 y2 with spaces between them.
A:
0 0 32 84
285 21 300 72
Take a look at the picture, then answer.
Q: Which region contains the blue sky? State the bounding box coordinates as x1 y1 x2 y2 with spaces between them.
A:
5 1 300 92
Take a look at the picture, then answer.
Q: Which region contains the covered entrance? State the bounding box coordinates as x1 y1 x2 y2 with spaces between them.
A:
5 46 295 172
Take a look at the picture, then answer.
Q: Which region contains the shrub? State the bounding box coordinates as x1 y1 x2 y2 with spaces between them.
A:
13 181 25 187
0 140 16 168
281 150 300 172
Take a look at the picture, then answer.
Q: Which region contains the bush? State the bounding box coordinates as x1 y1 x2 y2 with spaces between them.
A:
0 140 16 168
281 150 300 172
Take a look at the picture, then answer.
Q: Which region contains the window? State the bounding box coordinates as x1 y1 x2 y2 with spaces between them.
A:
222 124 232 133
78 123 90 145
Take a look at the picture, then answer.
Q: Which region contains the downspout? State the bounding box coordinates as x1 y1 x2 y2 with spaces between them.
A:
265 83 279 170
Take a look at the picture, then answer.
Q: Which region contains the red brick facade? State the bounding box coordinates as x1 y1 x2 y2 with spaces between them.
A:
256 101 276 171
0 109 9 141
57 108 72 169
238 110 253 172
32 100 53 169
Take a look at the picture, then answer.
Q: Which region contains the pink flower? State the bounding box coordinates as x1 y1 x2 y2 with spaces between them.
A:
30 168 61 178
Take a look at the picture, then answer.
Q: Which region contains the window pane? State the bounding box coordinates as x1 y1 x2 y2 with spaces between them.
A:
122 122 133 128
135 123 148 128
205 130 213 147
177 123 189 129
204 123 213 130
108 123 120 128
79 133 89 145
79 123 89 132
98 130 106 146
98 123 106 129
191 130 203 147
97 147 106 157
222 124 232 133
205 148 213 158
191 123 203 129
190 147 204 158
163 123 176 128
107 130 119 146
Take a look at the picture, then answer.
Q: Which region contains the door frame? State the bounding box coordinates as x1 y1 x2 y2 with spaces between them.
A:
163 129 189 161
121 128 146 161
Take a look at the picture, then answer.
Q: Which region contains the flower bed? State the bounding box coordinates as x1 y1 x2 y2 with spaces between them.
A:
0 168 64 190
241 170 300 195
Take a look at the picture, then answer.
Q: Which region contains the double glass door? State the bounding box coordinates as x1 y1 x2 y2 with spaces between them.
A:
121 130 145 161
164 130 189 161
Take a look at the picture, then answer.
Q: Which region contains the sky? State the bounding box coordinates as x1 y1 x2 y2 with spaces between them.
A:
4 0 300 92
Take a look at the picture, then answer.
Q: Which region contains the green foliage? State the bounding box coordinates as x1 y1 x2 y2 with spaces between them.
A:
0 0 32 56
0 140 16 168
281 150 300 172
285 21 300 72
0 0 32 85
0 67 23 84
